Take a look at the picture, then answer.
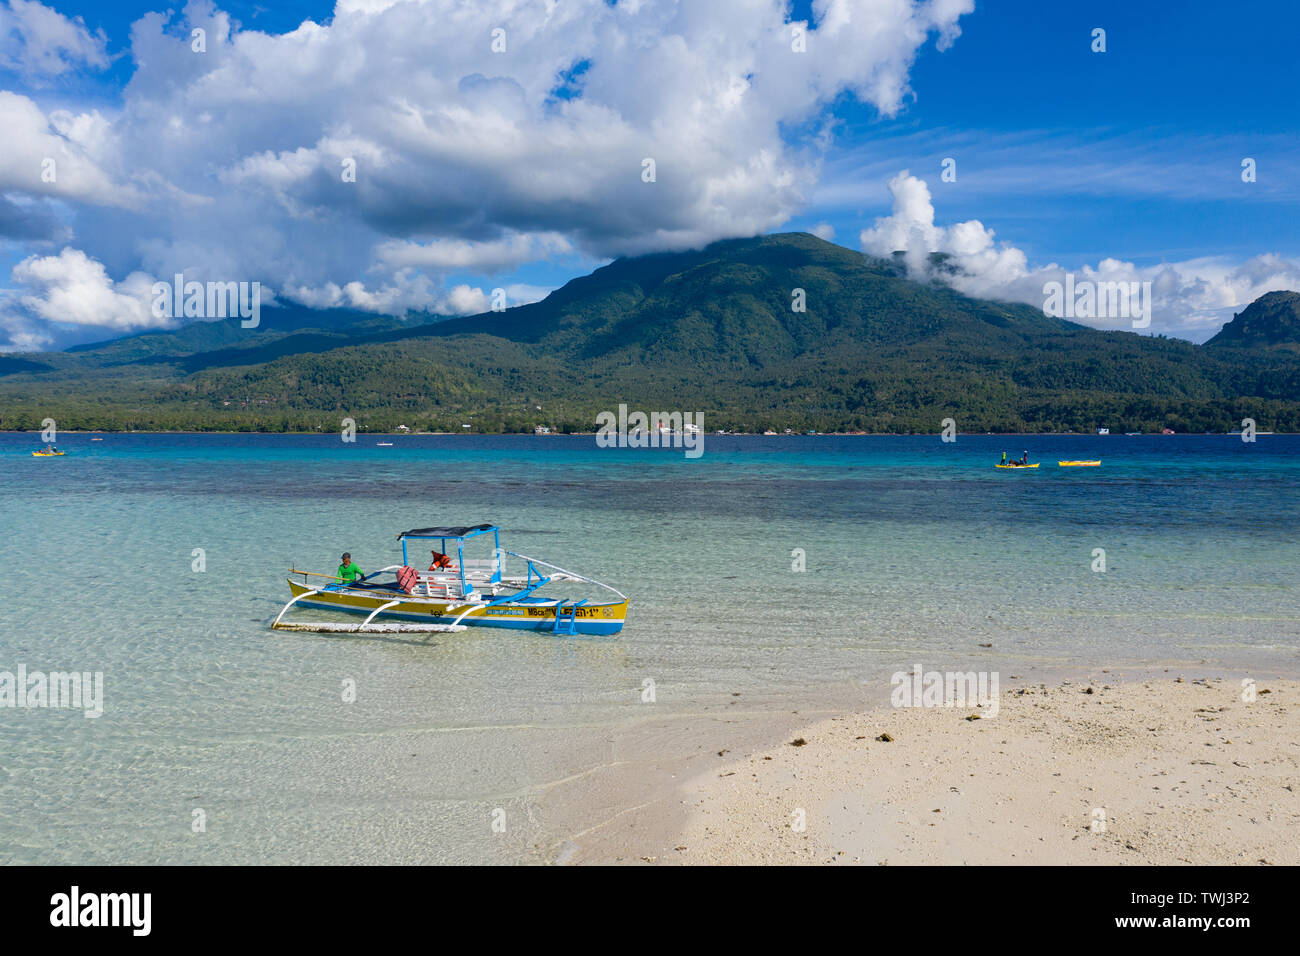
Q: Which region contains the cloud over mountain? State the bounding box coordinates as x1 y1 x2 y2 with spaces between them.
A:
861 170 1300 340
0 0 974 347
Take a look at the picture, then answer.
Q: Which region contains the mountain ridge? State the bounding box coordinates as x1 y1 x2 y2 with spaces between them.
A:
1 233 1298 433
1207 290 1300 348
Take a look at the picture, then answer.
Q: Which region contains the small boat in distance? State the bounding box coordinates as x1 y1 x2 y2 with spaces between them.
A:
1059 460 1101 467
376 442 393 446
32 444 65 457
273 524 627 636
995 462 1038 469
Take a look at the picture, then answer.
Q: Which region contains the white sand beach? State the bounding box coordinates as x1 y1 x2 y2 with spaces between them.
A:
560 677 1298 865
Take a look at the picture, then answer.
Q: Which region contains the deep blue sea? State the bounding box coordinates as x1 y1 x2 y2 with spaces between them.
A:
1 432 1296 862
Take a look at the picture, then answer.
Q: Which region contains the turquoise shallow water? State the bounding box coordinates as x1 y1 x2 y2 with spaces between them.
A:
1 432 1297 862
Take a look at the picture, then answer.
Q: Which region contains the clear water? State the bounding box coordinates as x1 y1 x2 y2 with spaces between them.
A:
1 432 1297 863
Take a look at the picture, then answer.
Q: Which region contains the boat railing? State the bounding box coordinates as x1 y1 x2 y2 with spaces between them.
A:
503 551 627 601
291 564 489 600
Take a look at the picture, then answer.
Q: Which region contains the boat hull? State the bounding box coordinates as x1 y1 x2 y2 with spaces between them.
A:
285 579 627 635
994 463 1038 469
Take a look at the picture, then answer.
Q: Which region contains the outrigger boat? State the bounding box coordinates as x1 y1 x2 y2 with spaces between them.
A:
272 524 628 636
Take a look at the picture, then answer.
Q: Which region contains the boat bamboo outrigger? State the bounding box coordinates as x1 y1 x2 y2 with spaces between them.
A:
272 524 628 636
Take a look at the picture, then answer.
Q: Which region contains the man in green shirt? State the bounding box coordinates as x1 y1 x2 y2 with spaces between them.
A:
338 552 364 585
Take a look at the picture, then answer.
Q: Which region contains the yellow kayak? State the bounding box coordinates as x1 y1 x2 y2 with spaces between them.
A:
995 463 1038 469
1059 460 1100 467
32 451 66 457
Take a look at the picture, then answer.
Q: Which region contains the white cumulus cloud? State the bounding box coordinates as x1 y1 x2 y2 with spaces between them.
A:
376 233 574 273
861 170 1300 340
0 0 975 346
1 248 160 348
0 92 140 208
0 0 109 81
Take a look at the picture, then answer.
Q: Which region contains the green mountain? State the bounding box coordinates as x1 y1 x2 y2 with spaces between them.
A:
1206 290 1300 349
64 303 429 365
2 233 1298 433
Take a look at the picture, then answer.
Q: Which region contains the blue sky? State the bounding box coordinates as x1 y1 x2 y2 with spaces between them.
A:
787 0 1299 266
2 0 1298 349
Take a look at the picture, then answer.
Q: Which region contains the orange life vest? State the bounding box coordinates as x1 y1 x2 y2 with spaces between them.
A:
396 566 420 594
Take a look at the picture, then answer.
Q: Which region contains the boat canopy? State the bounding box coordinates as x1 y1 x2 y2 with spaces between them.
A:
397 524 497 540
